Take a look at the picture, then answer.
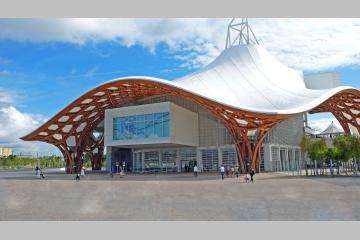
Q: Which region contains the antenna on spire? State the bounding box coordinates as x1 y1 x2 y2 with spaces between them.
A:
226 18 259 49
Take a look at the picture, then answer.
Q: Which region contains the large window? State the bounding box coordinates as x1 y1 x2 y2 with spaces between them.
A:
144 151 160 172
221 148 237 167
201 149 219 171
113 112 170 140
161 150 178 173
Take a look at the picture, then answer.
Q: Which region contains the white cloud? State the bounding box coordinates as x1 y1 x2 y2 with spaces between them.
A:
1 18 360 70
0 89 59 155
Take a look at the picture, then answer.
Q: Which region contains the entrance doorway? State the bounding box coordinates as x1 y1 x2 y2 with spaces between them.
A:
112 148 132 172
181 160 197 172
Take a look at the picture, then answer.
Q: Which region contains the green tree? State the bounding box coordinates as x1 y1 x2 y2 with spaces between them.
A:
349 135 360 175
301 136 327 176
333 135 353 175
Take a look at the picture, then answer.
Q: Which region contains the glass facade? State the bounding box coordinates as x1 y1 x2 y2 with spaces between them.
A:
221 148 237 167
161 150 178 173
180 149 197 172
201 149 219 171
113 112 170 140
144 151 160 172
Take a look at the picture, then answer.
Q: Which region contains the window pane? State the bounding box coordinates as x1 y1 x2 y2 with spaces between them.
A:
154 112 163 121
163 112 169 121
163 118 170 137
145 120 153 138
128 116 136 139
137 114 145 122
136 121 145 138
154 120 163 137
145 113 153 121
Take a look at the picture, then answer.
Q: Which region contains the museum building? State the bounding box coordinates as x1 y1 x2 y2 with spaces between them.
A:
21 19 360 174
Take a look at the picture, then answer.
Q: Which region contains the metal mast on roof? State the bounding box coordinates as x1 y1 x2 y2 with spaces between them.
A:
226 18 259 48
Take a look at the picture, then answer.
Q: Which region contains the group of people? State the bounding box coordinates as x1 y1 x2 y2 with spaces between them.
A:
35 166 45 179
219 165 240 179
220 165 255 182
110 165 125 178
192 164 256 182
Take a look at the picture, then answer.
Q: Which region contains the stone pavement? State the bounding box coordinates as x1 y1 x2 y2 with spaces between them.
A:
0 171 359 220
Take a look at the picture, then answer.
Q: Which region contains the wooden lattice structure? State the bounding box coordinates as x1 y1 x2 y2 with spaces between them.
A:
21 79 360 174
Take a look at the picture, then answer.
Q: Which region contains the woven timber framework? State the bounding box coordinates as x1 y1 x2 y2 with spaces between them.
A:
310 90 360 135
21 79 360 174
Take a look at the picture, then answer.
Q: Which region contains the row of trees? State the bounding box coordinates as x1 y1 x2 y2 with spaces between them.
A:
301 134 360 176
0 155 64 169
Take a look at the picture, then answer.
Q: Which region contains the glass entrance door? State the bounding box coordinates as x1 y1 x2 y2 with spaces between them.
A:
181 160 196 172
180 149 197 172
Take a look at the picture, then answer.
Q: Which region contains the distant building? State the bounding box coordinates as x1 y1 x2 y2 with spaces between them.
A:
317 121 344 139
304 126 318 138
0 148 13 157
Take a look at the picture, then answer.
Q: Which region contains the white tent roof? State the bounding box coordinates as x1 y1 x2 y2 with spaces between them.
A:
106 44 355 115
318 121 344 135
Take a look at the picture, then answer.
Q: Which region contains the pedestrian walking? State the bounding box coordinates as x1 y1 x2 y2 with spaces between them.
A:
220 165 225 180
74 174 80 181
235 167 239 178
230 166 235 178
194 165 198 177
110 165 114 178
35 166 40 178
40 168 45 179
225 166 229 177
245 173 250 183
80 166 86 177
250 169 255 182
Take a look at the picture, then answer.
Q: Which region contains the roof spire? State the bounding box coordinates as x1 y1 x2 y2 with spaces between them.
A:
226 18 259 49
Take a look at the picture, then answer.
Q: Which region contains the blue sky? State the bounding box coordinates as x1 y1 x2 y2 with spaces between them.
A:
0 18 360 154
0 41 189 116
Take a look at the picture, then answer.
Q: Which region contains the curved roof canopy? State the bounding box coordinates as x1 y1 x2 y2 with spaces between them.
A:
22 44 360 146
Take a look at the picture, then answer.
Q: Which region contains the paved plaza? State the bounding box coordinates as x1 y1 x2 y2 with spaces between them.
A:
0 170 359 220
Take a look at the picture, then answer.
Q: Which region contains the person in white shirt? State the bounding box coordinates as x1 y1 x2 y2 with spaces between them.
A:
220 165 225 180
80 166 86 177
245 173 250 183
193 165 198 177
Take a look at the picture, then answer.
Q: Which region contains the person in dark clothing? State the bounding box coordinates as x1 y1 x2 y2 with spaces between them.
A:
40 168 45 179
235 167 239 178
74 174 80 181
250 169 255 182
110 165 114 178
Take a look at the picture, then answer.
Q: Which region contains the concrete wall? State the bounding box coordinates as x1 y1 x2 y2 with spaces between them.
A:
265 115 304 147
171 103 199 146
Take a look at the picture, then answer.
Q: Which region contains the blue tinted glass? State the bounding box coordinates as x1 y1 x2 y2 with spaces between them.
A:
128 116 136 138
154 112 163 121
145 113 153 121
163 112 169 121
144 120 153 138
136 121 145 138
154 120 163 137
163 115 170 137
137 114 145 122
